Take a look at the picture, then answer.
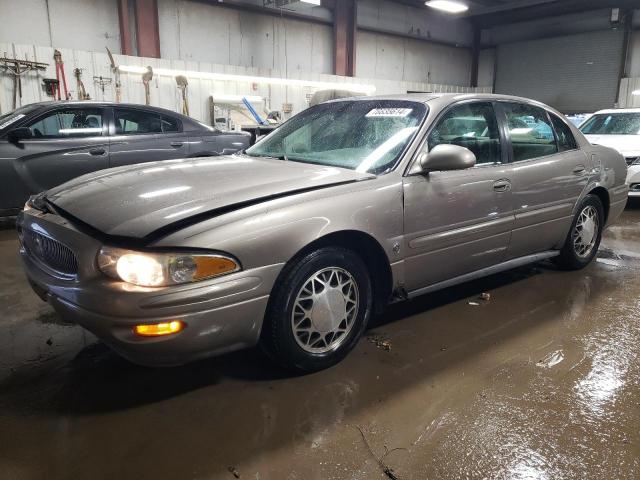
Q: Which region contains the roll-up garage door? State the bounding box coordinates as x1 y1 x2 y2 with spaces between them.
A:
494 29 624 113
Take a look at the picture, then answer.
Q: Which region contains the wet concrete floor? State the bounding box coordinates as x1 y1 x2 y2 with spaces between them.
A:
1 205 640 480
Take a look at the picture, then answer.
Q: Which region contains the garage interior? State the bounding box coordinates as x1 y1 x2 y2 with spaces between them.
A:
1 0 640 479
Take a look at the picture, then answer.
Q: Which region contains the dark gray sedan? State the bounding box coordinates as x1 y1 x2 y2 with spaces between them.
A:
0 101 250 217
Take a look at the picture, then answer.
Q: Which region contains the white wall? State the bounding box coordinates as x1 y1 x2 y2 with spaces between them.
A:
629 30 640 78
0 0 121 52
0 42 490 122
618 77 640 108
356 31 471 86
158 0 334 75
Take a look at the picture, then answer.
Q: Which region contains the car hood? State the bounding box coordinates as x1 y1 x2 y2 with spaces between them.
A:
45 155 374 239
583 134 640 157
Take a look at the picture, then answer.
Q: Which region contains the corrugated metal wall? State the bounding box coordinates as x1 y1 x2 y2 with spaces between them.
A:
494 30 624 113
618 77 640 108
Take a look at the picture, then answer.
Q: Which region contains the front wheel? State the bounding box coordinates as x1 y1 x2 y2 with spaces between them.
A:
261 247 372 372
554 194 604 270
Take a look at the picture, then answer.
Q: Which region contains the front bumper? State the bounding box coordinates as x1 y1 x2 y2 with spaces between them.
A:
18 210 281 366
627 165 640 197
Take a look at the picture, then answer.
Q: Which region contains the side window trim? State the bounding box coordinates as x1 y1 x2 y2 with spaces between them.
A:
407 99 507 175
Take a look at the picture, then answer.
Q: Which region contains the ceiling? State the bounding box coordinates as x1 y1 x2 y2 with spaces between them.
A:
388 0 640 26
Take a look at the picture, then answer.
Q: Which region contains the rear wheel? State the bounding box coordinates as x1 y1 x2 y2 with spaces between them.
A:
261 247 372 372
554 194 604 270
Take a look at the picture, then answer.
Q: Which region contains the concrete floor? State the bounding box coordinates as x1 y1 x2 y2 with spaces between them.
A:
1 205 639 480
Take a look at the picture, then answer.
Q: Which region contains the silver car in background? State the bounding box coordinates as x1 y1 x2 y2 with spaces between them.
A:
18 94 628 372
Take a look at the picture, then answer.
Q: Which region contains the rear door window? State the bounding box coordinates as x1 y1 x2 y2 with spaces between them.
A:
114 109 162 135
427 101 502 165
114 109 182 134
27 108 104 138
503 103 558 162
161 115 181 133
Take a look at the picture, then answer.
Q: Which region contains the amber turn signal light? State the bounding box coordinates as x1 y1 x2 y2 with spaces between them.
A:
134 320 185 337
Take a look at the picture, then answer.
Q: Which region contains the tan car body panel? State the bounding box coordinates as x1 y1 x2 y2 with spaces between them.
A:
17 93 628 366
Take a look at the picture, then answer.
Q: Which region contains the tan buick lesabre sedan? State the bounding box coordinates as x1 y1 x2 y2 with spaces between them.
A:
18 94 628 372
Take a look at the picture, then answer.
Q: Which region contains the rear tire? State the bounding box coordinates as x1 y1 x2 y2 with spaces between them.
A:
554 194 604 270
261 247 372 372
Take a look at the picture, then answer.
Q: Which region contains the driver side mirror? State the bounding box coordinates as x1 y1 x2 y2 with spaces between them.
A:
417 144 476 173
7 127 33 143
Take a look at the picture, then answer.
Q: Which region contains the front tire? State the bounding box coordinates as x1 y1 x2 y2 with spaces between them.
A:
261 247 372 372
554 194 604 270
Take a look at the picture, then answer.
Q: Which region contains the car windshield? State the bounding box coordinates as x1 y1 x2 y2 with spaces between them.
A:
245 100 427 174
580 112 640 135
0 104 40 133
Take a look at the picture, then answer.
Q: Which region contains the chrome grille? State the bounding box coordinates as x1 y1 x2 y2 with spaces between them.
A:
21 229 78 276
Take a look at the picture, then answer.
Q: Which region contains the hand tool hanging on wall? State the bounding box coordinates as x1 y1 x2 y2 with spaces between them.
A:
142 66 153 105
0 54 48 110
42 78 59 98
105 47 121 102
175 75 189 116
53 49 71 100
73 68 90 100
93 76 112 101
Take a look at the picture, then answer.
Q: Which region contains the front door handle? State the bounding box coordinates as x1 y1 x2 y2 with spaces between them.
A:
89 147 106 156
493 179 511 192
170 141 184 148
573 164 586 175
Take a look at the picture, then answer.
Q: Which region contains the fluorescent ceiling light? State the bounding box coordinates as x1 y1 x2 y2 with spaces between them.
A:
118 65 376 94
425 0 468 14
300 0 321 4
210 94 264 104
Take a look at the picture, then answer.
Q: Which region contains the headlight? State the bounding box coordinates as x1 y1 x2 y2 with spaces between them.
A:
97 247 240 287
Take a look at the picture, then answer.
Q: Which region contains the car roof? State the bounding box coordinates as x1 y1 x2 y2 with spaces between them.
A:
28 100 183 116
22 100 207 131
326 92 560 109
591 108 640 114
324 93 567 119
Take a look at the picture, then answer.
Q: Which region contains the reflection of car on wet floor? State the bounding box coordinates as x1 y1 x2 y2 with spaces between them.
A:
579 109 640 197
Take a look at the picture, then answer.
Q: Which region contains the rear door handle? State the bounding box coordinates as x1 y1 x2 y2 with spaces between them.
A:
573 164 586 175
493 179 511 192
170 141 184 148
89 147 106 156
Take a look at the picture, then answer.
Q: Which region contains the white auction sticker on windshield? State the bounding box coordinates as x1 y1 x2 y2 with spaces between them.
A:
0 114 25 130
366 108 413 118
